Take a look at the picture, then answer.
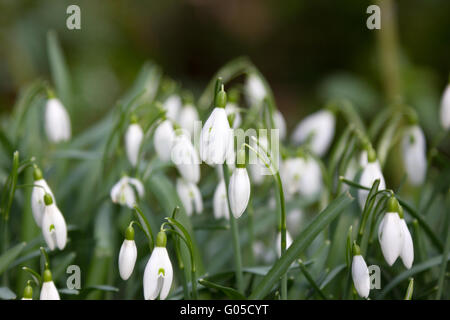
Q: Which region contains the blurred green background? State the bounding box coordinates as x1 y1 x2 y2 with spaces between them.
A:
1 0 449 135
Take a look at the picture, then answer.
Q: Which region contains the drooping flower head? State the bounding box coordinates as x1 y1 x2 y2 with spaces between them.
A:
440 83 450 130
154 119 176 162
358 147 386 209
401 124 427 186
143 231 173 300
125 115 144 167
228 150 251 219
42 193 67 251
40 268 60 300
22 282 33 300
378 196 404 266
31 166 54 228
176 178 203 216
213 179 230 220
351 243 370 299
171 129 200 184
45 95 71 143
118 225 137 281
110 176 145 209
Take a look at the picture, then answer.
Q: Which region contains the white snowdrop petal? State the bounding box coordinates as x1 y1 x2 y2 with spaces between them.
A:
379 212 403 266
179 104 199 136
31 179 53 227
399 219 414 269
352 255 370 298
172 134 200 183
154 120 176 162
200 108 232 166
274 110 287 140
125 123 144 167
119 240 137 280
358 161 386 209
401 125 427 186
276 231 293 257
440 84 450 130
40 281 60 300
159 248 173 300
245 74 266 106
163 95 182 121
213 180 230 220
45 98 71 143
291 110 335 156
228 168 251 219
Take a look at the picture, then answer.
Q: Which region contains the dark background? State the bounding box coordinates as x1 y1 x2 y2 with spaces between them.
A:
0 0 449 134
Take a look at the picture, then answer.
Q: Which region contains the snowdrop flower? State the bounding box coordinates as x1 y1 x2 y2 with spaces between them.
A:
351 243 370 299
378 197 404 266
245 73 266 107
163 94 182 121
249 135 272 185
176 178 203 216
291 109 335 156
154 119 176 162
45 97 71 143
440 83 450 130
225 102 242 129
228 150 251 219
179 104 199 137
118 225 137 280
110 176 144 209
276 230 293 257
171 131 200 183
399 212 414 269
401 125 427 186
282 154 323 199
22 282 33 300
200 87 232 165
42 193 67 251
40 269 60 300
125 118 144 167
143 231 173 300
281 157 304 197
358 148 386 209
213 179 230 220
274 110 287 140
31 167 54 227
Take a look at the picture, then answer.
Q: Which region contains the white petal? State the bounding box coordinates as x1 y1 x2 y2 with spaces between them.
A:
399 219 414 269
172 134 200 183
401 125 427 186
276 231 293 257
225 103 242 129
154 120 175 162
118 240 137 280
45 98 71 143
379 212 403 266
352 255 370 298
228 168 250 218
128 178 145 198
163 95 182 121
274 110 287 140
51 206 67 250
291 110 335 156
298 157 323 198
40 281 60 300
158 248 173 300
31 179 53 227
200 108 232 165
42 206 56 250
358 161 386 209
125 123 144 167
179 104 199 136
245 74 266 106
440 84 450 130
213 180 229 220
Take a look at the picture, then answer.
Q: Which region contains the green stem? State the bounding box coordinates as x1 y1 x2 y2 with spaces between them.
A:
221 164 244 294
275 172 287 300
247 197 255 266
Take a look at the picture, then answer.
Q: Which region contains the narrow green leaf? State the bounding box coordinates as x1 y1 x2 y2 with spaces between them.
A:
198 279 246 300
249 192 353 299
298 260 327 299
404 278 414 300
0 242 26 275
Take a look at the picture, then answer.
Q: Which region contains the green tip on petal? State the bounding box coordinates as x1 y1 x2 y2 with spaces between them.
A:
43 193 53 206
125 225 135 240
352 241 361 256
23 284 33 299
43 269 52 282
387 196 400 213
156 230 167 247
33 166 43 181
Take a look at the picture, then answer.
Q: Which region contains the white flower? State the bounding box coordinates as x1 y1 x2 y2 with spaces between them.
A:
45 98 71 143
276 230 293 257
40 269 60 300
200 107 232 166
440 84 450 130
171 133 200 183
225 102 242 129
213 180 230 220
125 123 144 167
352 254 370 298
378 211 403 266
176 178 203 216
399 218 414 269
31 168 54 228
291 110 335 156
163 94 182 121
110 176 144 208
42 194 67 251
143 232 173 300
274 110 287 140
118 239 137 280
154 120 176 162
228 167 251 219
358 159 386 209
245 74 266 107
401 125 427 186
249 135 273 185
179 104 199 136
281 156 323 199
